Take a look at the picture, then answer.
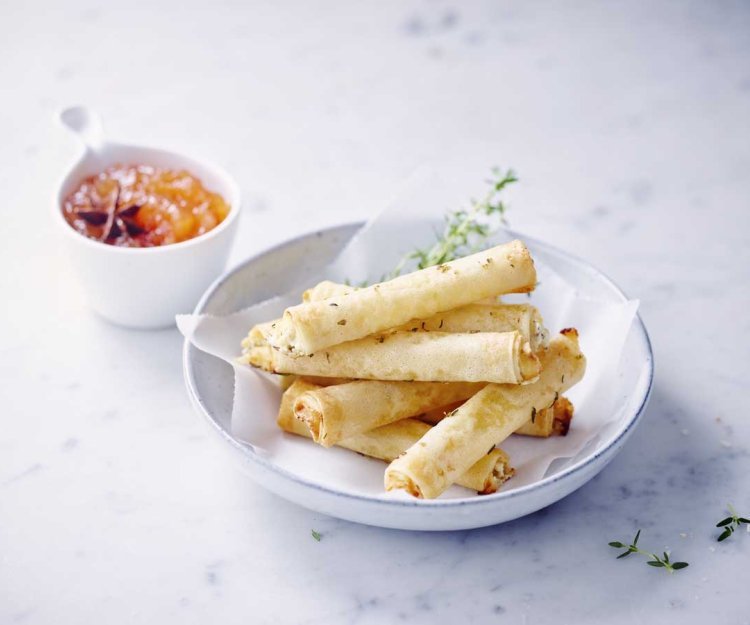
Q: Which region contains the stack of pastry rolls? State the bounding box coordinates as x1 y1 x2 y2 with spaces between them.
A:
239 240 586 499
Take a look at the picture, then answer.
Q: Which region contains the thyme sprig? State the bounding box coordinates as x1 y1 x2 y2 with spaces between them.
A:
716 504 749 542
311 529 322 542
385 168 518 279
609 530 688 573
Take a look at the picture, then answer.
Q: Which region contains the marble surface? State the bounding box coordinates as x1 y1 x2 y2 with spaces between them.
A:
1 1 749 623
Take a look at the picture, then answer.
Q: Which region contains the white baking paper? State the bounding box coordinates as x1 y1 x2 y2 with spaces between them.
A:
177 168 638 499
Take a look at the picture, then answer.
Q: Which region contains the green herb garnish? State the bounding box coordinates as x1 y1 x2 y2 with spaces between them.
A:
311 529 322 542
609 530 688 573
716 504 749 542
386 168 518 279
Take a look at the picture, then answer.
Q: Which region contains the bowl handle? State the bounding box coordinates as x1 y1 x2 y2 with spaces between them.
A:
59 106 105 155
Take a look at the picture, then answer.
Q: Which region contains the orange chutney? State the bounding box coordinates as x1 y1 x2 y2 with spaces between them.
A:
62 164 230 247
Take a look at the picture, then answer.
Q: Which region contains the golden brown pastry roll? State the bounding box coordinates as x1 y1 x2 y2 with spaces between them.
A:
246 283 356 351
278 380 514 494
241 330 540 383
515 396 575 437
395 303 548 351
384 329 586 499
420 396 574 437
293 380 486 447
266 240 536 355
247 300 546 353
246 283 354 350
246 302 547 352
304 282 500 305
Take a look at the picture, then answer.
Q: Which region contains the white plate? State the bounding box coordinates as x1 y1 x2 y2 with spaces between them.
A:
182 223 653 530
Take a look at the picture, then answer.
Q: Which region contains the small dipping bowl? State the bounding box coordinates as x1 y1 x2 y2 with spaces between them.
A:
54 107 241 329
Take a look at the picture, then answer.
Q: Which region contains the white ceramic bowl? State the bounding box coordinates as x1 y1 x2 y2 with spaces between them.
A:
54 107 241 329
183 224 654 531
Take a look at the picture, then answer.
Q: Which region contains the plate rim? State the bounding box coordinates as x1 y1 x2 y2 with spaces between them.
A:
183 222 654 508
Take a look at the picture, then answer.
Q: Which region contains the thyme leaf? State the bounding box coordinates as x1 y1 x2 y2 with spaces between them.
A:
715 504 749 542
608 530 688 573
385 168 518 280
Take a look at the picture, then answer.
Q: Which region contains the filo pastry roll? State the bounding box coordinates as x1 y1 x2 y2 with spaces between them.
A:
396 303 549 352
384 329 586 498
245 274 546 352
266 240 536 355
241 330 541 384
246 302 549 353
421 396 575 438
515 396 574 437
301 279 504 305
302 281 500 304
294 380 486 447
244 281 354 348
278 380 514 494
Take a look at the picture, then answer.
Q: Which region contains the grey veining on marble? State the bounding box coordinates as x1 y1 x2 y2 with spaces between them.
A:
1 1 749 623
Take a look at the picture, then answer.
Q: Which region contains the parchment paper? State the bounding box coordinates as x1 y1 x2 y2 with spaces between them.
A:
178 169 638 499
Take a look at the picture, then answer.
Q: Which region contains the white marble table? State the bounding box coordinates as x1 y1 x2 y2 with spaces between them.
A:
2 1 749 623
